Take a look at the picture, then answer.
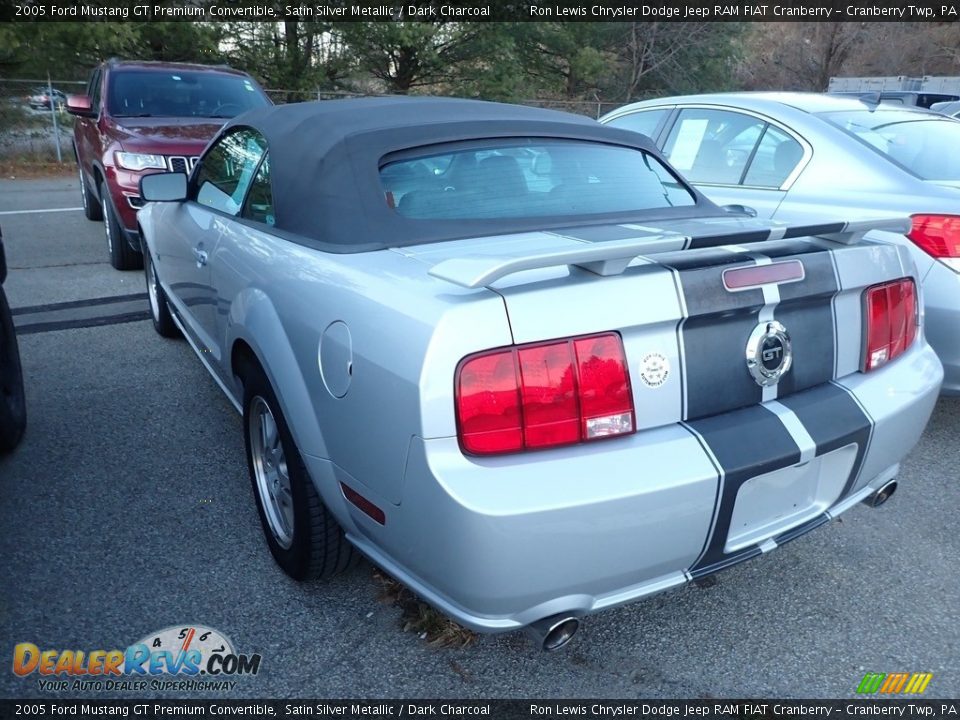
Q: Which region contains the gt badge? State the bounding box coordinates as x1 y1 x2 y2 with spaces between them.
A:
746 321 792 387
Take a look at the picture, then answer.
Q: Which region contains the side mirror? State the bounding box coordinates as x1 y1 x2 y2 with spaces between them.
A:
140 173 188 203
722 204 758 218
65 94 95 118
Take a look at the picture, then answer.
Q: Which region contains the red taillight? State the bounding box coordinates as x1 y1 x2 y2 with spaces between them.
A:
456 332 635 455
907 214 960 258
862 278 917 372
455 349 523 455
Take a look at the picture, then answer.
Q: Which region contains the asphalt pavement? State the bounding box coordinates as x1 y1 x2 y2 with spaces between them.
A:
1 178 958 700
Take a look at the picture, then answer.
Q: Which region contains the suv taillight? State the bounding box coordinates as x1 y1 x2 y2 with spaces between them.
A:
862 278 917 372
907 214 960 258
455 332 635 455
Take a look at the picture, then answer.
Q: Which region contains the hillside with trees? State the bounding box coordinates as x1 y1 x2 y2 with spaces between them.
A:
2 20 960 108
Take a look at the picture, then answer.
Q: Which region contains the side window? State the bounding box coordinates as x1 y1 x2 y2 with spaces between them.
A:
193 129 266 216
606 109 670 141
242 154 274 226
88 68 102 113
662 108 765 185
743 125 805 188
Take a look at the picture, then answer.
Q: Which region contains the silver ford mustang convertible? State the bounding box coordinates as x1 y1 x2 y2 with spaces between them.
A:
138 98 942 649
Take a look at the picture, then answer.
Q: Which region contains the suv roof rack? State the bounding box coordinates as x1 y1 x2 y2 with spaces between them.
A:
104 57 237 72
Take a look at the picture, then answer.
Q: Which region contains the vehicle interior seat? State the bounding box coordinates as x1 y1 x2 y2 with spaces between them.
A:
691 139 730 183
773 141 804 183
478 155 528 198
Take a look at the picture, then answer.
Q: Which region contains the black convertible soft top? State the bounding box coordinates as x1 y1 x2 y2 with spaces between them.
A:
223 97 719 252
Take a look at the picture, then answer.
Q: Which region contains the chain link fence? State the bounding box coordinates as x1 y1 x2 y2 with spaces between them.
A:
0 78 623 171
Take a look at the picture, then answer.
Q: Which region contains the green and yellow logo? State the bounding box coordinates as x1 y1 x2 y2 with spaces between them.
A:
857 672 933 695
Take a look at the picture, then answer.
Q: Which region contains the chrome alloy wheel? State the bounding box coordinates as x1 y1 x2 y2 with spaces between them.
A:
79 167 88 214
249 396 294 549
146 253 160 321
102 195 112 253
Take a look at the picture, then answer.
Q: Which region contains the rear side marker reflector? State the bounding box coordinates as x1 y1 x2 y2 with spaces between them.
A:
722 260 805 291
455 332 635 456
340 482 385 525
862 278 917 372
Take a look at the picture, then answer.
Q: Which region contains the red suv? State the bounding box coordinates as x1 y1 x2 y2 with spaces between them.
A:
67 60 271 270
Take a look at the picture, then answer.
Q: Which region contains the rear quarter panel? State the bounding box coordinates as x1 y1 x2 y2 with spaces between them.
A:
207 227 514 507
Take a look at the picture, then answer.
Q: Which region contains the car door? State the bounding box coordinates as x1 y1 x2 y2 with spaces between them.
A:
75 68 101 189
166 128 267 359
619 106 810 219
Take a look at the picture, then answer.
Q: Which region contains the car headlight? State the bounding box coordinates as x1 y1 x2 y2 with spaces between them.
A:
115 152 167 171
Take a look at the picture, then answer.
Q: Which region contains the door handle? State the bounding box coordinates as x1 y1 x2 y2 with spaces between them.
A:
192 247 208 267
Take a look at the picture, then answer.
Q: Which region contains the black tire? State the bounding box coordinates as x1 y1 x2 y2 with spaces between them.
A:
101 183 142 271
143 246 180 338
78 163 102 221
242 361 357 580
0 285 26 454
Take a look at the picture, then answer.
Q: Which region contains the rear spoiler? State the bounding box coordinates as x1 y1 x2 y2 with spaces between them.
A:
428 217 911 289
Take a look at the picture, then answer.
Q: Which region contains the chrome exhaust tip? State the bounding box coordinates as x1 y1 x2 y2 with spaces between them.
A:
863 480 898 508
524 614 580 652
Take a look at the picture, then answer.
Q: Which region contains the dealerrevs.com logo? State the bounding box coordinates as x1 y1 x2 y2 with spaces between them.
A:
12 625 261 692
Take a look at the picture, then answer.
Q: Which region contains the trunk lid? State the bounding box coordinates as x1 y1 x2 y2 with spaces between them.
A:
411 216 914 426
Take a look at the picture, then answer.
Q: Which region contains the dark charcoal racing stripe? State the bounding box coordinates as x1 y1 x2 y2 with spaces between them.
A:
773 513 830 546
778 251 838 301
686 404 801 575
690 547 762 580
775 250 840 396
775 299 835 396
657 247 759 273
761 239 832 259
660 253 765 420
782 222 847 239
686 229 771 249
682 312 764 418
776 382 874 499
663 241 842 420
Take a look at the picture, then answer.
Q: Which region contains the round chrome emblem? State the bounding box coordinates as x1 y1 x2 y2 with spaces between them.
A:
746 321 792 387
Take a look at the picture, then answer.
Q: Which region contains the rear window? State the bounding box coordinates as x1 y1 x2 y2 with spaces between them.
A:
108 70 269 119
821 110 960 181
380 140 696 220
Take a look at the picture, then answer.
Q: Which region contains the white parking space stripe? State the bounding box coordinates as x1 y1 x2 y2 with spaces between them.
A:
0 207 84 216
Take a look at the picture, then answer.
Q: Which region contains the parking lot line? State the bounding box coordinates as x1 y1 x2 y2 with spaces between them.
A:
0 207 83 216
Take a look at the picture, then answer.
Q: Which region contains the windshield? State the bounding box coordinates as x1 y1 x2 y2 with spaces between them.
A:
821 109 960 181
108 70 269 119
380 140 696 220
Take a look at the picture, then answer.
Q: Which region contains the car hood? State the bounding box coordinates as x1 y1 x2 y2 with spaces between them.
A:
110 117 226 149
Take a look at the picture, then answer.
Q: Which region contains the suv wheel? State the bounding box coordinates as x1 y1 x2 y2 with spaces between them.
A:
101 183 142 271
0 285 26 454
78 165 102 221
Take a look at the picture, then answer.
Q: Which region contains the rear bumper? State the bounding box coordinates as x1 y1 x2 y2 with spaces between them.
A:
320 342 942 633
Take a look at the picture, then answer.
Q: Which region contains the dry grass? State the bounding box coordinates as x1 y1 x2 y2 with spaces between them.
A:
374 569 478 649
0 156 73 179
